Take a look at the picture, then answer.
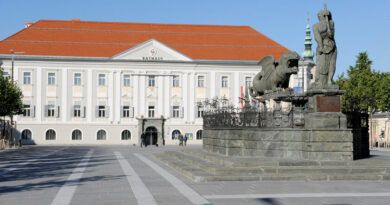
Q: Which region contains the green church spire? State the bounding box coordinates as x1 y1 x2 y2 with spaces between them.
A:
302 16 314 61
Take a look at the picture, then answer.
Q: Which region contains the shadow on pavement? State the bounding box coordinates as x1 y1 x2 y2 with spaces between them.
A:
256 198 284 205
0 146 121 194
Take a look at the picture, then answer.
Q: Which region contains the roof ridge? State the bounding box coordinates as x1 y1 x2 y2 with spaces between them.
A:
3 39 287 48
36 19 251 29
28 26 260 37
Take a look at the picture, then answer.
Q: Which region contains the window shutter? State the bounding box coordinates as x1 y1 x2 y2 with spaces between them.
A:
57 106 60 118
170 106 173 118
71 105 75 118
195 106 198 118
120 106 124 118
83 106 86 118
180 107 184 118
44 105 48 117
33 105 36 118
95 106 99 118
130 107 134 118
106 106 110 118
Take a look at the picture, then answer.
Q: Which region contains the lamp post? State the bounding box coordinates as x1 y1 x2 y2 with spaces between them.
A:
10 49 25 81
9 49 25 147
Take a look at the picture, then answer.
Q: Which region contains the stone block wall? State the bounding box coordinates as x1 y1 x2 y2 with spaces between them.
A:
203 127 355 161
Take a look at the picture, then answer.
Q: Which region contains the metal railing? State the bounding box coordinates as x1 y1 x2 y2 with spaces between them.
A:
203 106 306 129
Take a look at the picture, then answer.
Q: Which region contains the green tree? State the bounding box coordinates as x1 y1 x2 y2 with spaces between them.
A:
337 52 374 112
336 52 390 113
374 72 390 111
0 68 24 117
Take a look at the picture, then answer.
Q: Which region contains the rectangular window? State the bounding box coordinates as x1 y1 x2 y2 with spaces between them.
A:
73 105 81 117
221 76 228 88
172 75 180 87
98 74 106 86
245 76 252 88
23 72 31 85
48 72 56 85
74 73 82 85
47 105 55 117
123 74 131 87
122 106 130 118
148 76 155 87
197 76 205 87
23 104 31 117
148 106 155 118
197 105 204 118
98 105 105 117
172 106 180 118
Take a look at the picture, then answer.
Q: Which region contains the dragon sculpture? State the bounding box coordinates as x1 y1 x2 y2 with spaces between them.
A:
249 51 300 97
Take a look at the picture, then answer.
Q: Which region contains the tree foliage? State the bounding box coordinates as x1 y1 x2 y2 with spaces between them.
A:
336 52 390 113
0 68 23 117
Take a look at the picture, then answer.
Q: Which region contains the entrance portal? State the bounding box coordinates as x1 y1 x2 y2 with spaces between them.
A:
144 126 158 146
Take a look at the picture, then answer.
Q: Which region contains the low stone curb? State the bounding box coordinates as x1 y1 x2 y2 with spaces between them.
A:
154 150 390 182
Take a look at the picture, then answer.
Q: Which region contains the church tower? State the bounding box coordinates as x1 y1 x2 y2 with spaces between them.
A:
289 18 315 93
303 20 314 61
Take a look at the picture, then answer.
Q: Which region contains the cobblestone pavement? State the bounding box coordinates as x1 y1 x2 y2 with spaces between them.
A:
1 145 390 205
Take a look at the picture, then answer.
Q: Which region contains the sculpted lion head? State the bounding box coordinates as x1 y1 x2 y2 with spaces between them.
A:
278 51 300 74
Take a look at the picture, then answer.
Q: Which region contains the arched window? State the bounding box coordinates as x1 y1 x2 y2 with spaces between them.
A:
196 130 203 140
97 130 106 140
72 129 82 140
172 129 181 140
121 130 131 140
21 129 32 140
46 129 56 140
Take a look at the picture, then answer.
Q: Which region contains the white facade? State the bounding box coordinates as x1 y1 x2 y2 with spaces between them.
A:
1 40 258 145
289 60 315 93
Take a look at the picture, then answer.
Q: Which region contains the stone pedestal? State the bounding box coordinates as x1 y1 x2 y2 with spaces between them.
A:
305 112 347 129
306 88 344 113
203 128 354 161
202 87 369 161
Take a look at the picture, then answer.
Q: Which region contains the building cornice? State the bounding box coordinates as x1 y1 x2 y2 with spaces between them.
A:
0 54 259 66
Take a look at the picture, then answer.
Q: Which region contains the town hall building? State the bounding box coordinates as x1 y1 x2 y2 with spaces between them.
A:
0 19 307 146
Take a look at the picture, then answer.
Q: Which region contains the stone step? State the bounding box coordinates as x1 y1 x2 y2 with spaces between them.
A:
182 150 279 167
201 173 390 182
183 149 390 168
155 151 390 182
153 154 212 182
175 150 390 170
160 151 390 174
209 166 388 176
273 166 388 175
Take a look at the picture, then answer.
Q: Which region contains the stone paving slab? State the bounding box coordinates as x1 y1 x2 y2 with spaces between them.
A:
2 145 390 205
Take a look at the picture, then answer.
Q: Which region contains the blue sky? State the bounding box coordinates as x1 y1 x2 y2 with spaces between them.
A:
0 0 389 77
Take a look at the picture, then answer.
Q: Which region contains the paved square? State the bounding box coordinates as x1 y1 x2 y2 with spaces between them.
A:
1 146 390 205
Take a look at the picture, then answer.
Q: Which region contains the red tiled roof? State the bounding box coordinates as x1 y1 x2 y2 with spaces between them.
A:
0 20 289 61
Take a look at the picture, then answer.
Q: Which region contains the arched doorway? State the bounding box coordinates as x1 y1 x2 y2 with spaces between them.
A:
172 129 181 140
144 126 158 146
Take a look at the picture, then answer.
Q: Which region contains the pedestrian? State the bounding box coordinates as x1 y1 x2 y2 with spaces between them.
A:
183 135 188 146
140 132 145 148
178 134 183 146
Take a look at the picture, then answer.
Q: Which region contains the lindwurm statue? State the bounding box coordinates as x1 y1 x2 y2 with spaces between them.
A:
249 51 300 97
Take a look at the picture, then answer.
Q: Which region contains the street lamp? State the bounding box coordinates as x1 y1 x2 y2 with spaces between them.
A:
10 49 25 81
9 49 25 147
